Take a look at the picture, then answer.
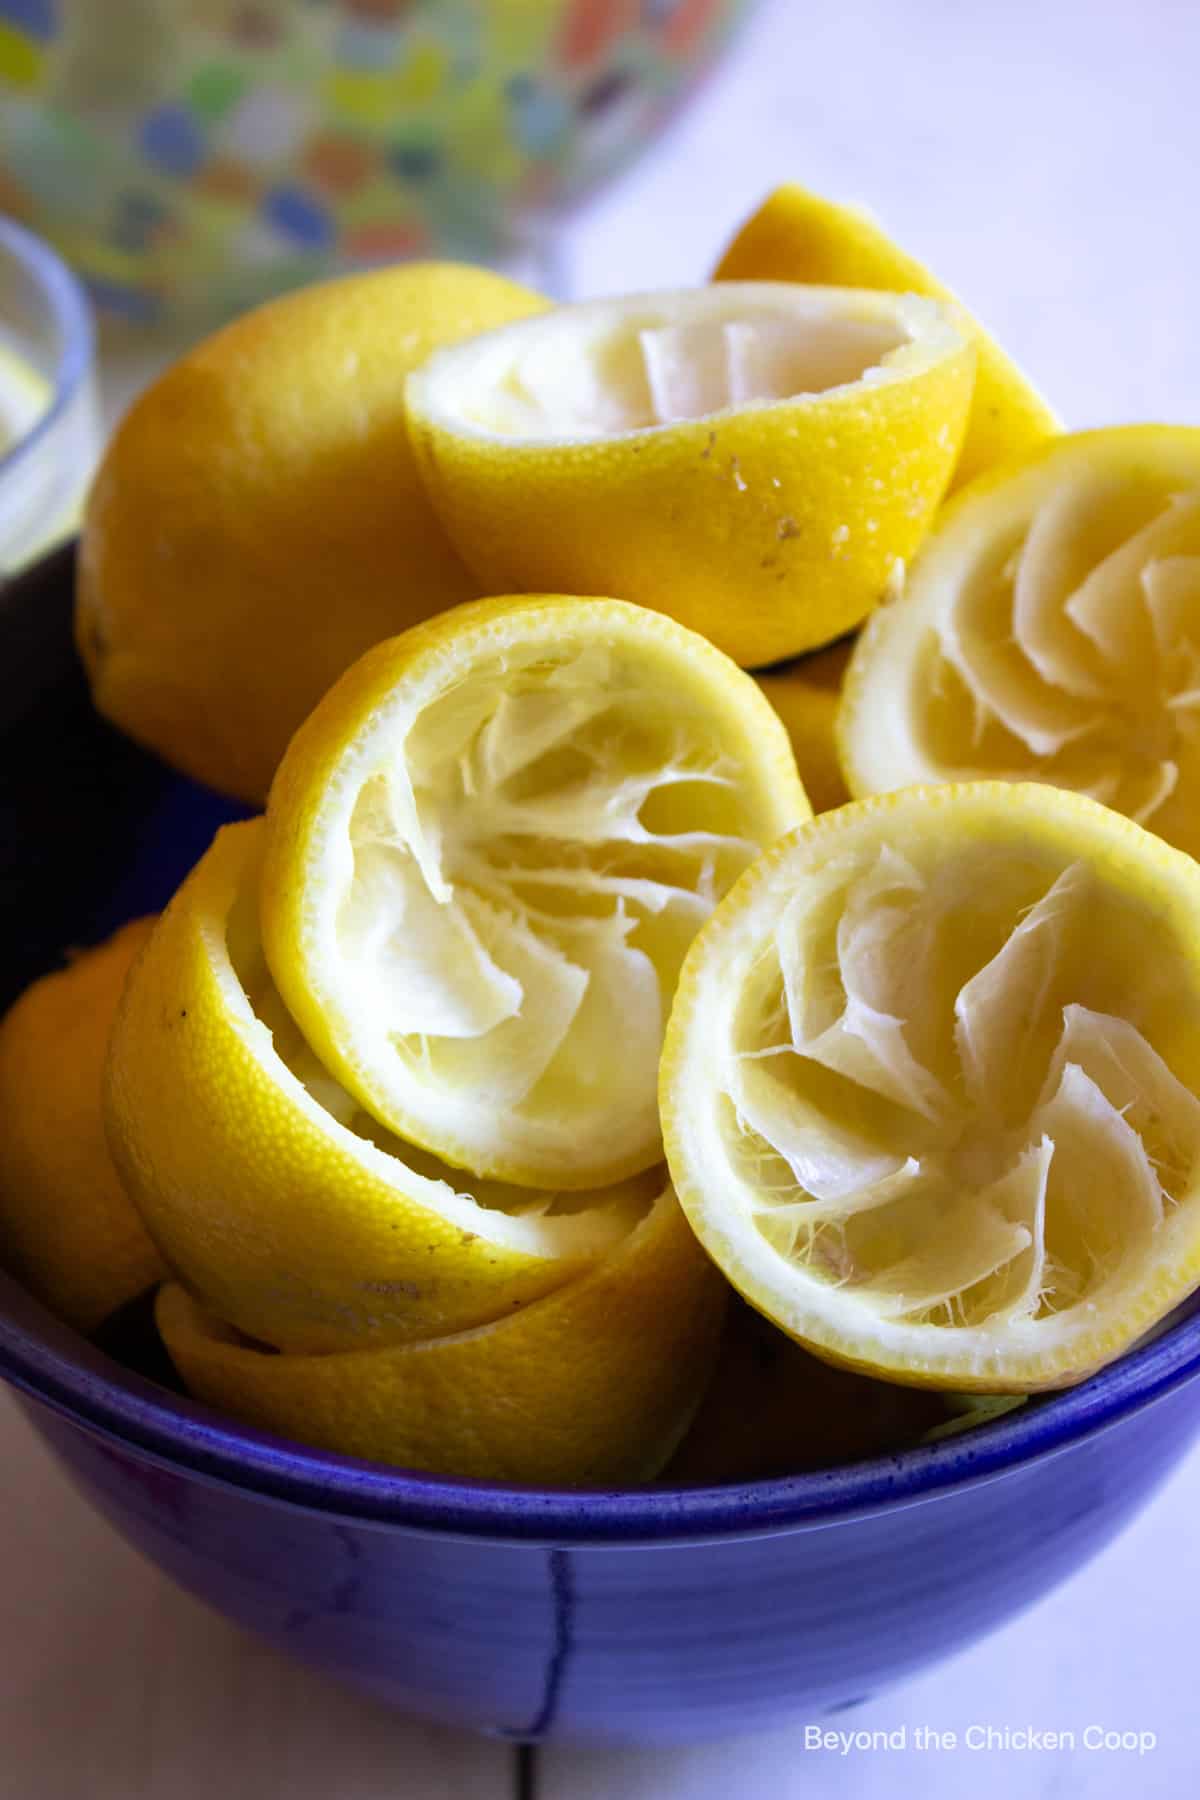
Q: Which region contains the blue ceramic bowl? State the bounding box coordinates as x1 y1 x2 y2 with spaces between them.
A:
4 546 1200 1746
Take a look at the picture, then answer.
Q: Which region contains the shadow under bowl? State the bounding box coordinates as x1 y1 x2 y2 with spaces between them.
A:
3 546 1200 1746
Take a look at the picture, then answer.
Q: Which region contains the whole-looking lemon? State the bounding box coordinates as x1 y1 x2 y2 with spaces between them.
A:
76 262 548 804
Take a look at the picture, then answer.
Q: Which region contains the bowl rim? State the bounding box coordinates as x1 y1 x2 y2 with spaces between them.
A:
2 1269 1199 1544
0 214 94 488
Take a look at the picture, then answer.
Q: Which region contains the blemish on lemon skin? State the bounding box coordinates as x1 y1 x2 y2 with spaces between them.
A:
777 517 800 541
80 612 109 661
700 431 717 460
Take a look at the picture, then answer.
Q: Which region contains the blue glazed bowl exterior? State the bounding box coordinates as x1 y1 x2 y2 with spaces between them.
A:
4 1297 1200 1745
5 544 1200 1744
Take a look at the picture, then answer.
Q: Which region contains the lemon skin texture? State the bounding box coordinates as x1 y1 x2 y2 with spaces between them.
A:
0 918 167 1332
105 821 643 1355
77 262 549 804
755 638 853 813
405 286 976 669
157 1184 728 1486
715 184 1060 491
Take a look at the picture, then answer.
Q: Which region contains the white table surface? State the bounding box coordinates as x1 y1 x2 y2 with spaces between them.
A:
7 0 1200 1794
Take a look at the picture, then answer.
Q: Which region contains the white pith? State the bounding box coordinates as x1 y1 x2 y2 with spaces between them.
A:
218 843 645 1257
847 444 1200 858
672 810 1200 1380
408 284 956 443
310 619 797 1180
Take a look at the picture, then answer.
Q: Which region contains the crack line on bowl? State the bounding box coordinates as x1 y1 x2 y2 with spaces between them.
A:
500 1548 575 1743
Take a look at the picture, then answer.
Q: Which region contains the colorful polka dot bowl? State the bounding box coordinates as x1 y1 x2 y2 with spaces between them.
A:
0 0 754 326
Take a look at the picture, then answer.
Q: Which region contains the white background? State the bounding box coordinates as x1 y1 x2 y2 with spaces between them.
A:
6 0 1200 1794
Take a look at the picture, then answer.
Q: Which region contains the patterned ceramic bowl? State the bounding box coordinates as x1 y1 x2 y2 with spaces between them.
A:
0 0 754 324
5 545 1200 1745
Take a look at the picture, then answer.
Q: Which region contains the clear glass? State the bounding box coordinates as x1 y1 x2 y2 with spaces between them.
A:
0 216 99 572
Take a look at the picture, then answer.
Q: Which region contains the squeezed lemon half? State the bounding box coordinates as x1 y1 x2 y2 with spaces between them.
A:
156 1182 726 1486
840 428 1200 860
106 819 656 1354
405 284 974 667
714 183 1059 490
260 595 809 1190
661 784 1200 1391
